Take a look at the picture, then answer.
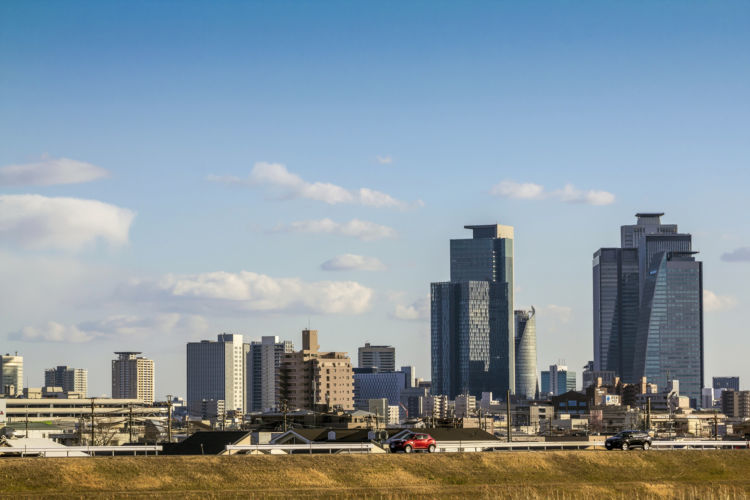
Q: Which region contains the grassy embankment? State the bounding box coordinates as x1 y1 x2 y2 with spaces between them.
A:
0 450 749 498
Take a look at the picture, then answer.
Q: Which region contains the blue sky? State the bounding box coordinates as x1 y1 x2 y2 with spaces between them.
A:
1 1 749 397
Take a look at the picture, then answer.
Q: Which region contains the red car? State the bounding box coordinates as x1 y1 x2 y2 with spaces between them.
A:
390 433 437 453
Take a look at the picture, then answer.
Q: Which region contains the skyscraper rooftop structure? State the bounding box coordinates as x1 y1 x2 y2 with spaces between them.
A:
431 223 514 399
358 343 396 372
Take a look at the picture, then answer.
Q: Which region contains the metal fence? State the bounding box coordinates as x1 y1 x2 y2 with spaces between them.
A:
0 445 162 457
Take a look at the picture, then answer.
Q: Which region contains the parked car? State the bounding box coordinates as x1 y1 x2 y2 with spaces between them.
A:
389 433 437 453
605 430 652 450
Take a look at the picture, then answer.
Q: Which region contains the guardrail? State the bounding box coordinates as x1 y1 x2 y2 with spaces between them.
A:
0 445 162 457
226 442 380 454
437 440 750 452
436 441 602 452
651 440 749 449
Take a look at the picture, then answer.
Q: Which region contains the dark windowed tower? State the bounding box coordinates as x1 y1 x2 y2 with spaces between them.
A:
593 213 703 406
431 224 514 399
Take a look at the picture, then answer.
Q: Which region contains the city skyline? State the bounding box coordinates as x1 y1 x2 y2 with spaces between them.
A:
2 2 749 398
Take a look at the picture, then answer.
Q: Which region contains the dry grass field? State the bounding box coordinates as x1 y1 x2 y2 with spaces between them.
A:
0 450 748 498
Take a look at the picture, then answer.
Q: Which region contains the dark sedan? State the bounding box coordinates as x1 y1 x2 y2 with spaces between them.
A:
605 430 652 450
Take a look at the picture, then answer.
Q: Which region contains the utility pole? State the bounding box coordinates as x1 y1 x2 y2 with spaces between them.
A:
506 389 512 443
166 394 173 443
646 397 651 432
90 398 95 445
281 399 289 432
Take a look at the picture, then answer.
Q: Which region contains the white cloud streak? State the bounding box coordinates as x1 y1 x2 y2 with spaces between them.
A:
490 180 615 206
10 314 208 343
0 194 135 251
273 218 397 241
208 162 416 209
120 271 374 315
0 157 109 186
393 296 429 321
321 254 386 271
721 247 750 263
376 155 393 165
703 290 738 312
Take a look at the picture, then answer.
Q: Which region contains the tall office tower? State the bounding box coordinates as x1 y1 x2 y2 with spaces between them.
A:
44 366 87 396
401 366 416 388
594 213 703 406
431 224 514 399
186 334 246 413
514 308 537 400
246 336 294 412
358 343 396 372
713 377 740 392
277 329 354 411
0 354 23 396
111 352 154 404
540 364 576 396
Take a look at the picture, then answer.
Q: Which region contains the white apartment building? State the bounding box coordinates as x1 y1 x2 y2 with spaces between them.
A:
247 336 294 412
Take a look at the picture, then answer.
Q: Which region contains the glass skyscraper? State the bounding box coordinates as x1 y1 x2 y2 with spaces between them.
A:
593 213 703 406
431 224 514 399
514 307 537 400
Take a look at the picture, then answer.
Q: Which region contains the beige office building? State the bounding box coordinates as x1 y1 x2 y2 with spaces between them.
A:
112 352 155 404
277 329 354 411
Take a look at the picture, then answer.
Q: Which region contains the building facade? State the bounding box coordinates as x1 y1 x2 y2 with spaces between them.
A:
0 354 23 396
44 366 87 396
431 224 514 399
721 390 750 420
358 343 396 372
186 334 246 414
111 352 154 404
713 377 740 392
514 307 537 400
277 329 354 411
541 364 576 397
593 213 703 406
247 336 293 412
353 369 405 410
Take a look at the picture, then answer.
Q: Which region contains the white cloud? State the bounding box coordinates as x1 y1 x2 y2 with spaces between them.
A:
0 195 135 251
703 290 738 312
321 254 386 271
273 218 397 241
721 247 750 263
393 296 429 321
376 155 393 165
490 180 615 206
0 157 109 186
490 181 545 200
552 184 616 206
208 162 414 209
120 271 374 315
539 304 573 324
10 314 208 343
